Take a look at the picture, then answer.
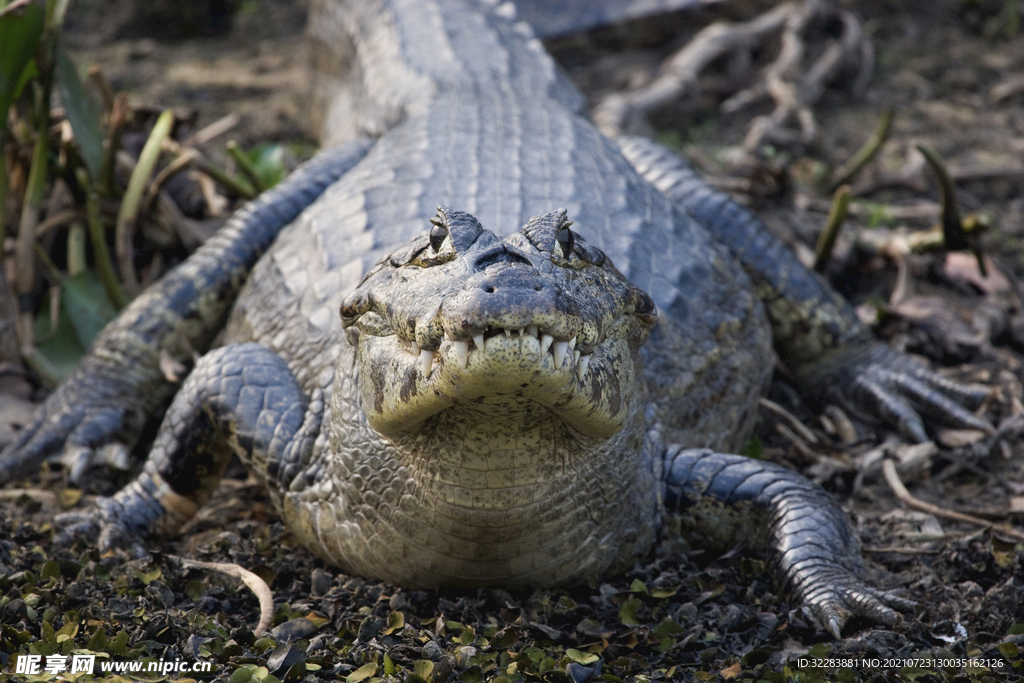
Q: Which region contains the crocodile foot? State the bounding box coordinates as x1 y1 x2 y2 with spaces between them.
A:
55 501 147 559
0 357 165 485
789 559 917 639
53 467 197 557
804 342 993 443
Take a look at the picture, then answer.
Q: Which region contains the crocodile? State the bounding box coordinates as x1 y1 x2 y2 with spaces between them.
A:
0 0 992 638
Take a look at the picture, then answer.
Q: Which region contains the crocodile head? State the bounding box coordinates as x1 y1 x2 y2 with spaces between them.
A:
319 207 660 587
340 206 658 440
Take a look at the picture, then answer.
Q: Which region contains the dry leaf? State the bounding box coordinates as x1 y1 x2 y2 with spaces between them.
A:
943 252 1009 294
721 661 742 679
936 428 987 448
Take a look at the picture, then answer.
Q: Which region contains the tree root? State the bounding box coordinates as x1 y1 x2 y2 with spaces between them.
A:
593 0 872 150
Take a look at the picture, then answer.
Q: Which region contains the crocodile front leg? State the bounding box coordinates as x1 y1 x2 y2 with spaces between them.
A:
662 447 915 639
0 140 371 485
56 343 323 554
618 136 992 441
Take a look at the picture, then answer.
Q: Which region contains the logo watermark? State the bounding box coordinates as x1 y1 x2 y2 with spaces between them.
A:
12 653 214 676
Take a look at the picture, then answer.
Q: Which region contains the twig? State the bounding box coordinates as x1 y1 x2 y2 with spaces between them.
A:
813 185 850 272
759 397 819 444
142 148 199 215
99 93 129 196
87 65 115 113
187 113 240 146
162 139 256 199
862 546 940 555
593 2 796 136
178 558 275 635
882 457 1024 543
33 208 83 238
830 106 892 190
917 143 988 277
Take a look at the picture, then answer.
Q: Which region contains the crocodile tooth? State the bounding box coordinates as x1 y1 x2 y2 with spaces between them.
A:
504 328 512 338
540 334 553 354
553 341 568 366
526 324 538 339
573 349 580 366
577 353 591 378
452 340 469 368
568 336 577 351
473 333 485 351
419 348 434 376
522 332 540 357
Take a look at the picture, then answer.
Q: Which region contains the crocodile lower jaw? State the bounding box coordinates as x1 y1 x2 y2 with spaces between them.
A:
351 324 642 440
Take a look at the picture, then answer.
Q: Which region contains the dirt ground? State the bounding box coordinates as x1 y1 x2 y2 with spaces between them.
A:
4 0 1024 681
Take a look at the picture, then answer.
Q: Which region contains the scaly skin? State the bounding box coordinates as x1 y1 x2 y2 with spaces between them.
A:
0 0 994 638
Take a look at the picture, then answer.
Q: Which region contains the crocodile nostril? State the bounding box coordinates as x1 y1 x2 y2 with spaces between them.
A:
484 286 495 293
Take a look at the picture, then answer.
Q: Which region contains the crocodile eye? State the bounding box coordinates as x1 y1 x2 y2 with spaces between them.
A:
553 223 574 258
429 220 449 252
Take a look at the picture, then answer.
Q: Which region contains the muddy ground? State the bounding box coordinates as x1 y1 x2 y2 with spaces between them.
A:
3 0 1024 681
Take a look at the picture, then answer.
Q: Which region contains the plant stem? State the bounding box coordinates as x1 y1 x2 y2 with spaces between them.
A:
814 185 851 273
79 168 127 310
115 108 173 297
227 140 267 193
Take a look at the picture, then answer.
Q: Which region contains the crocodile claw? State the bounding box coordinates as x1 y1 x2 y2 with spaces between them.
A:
805 342 992 442
55 499 149 559
0 358 169 485
796 565 916 639
53 474 171 558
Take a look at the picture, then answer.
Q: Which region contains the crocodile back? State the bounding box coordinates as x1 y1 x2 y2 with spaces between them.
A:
225 0 772 454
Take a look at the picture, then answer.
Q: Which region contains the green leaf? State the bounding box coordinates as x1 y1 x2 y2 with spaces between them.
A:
565 649 599 665
384 610 404 635
619 596 643 627
652 620 685 637
40 560 60 582
30 295 87 386
87 627 107 651
138 567 162 585
0 0 45 130
56 50 104 178
63 270 116 348
345 662 377 683
413 660 434 680
229 667 252 683
998 641 1019 659
246 143 287 189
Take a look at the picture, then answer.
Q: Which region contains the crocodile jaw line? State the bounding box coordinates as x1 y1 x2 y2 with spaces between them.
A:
414 325 588 380
352 321 637 440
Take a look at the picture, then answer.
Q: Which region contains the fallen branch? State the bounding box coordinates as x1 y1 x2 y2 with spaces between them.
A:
593 0 870 149
882 457 1024 543
759 396 819 444
178 558 275 635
